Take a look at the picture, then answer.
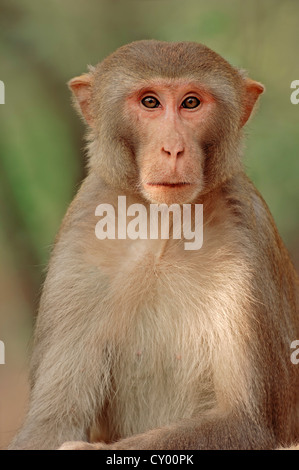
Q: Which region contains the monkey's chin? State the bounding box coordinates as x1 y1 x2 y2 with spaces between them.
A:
142 183 201 205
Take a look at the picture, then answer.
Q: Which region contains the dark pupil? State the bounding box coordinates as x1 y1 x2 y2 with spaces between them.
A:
142 96 159 108
183 97 200 108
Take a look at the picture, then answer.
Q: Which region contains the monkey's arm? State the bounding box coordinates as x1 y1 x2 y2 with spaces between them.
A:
9 319 111 450
59 410 276 450
9 232 113 449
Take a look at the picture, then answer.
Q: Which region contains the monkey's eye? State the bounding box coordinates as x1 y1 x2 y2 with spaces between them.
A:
181 97 201 109
141 96 160 108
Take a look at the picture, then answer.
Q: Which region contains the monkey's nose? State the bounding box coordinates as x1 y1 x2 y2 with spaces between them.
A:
162 145 185 158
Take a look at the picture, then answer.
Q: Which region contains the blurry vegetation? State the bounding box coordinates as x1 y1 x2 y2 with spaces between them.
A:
0 0 298 446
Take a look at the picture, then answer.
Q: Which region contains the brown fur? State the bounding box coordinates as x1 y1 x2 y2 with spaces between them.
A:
9 40 299 450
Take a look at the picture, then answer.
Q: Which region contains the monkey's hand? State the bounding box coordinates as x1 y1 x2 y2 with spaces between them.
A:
58 429 166 450
59 441 109 450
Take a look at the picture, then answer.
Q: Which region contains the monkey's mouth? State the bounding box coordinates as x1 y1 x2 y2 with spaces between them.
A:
146 182 192 189
143 181 198 204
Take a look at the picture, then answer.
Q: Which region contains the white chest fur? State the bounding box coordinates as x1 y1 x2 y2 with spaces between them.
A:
84 213 253 438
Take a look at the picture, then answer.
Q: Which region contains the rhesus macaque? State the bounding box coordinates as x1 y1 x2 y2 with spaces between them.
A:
9 40 299 450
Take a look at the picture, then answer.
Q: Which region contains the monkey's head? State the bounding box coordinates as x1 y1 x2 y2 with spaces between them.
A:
69 40 264 204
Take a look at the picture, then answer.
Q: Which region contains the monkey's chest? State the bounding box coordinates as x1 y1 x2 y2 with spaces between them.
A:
92 228 249 439
103 242 217 438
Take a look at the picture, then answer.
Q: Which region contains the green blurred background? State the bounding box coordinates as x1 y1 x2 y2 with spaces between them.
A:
0 0 298 448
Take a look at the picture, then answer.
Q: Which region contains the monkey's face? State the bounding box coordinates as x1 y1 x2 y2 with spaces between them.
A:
69 41 264 200
124 79 215 205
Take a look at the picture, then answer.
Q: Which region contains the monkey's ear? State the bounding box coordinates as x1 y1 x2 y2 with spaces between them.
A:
241 78 265 127
68 74 94 127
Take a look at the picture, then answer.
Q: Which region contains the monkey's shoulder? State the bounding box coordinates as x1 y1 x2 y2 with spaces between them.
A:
222 175 299 287
222 175 284 242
